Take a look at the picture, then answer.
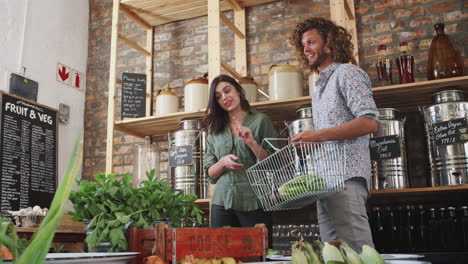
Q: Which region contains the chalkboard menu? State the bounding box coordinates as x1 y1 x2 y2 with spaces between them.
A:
0 92 57 215
169 146 193 167
433 118 468 146
369 135 401 160
121 73 146 119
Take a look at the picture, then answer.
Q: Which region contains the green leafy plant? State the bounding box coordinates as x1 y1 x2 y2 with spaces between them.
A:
69 169 203 252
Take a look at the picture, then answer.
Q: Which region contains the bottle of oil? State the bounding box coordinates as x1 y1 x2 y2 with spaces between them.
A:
427 23 464 80
376 44 393 86
396 42 415 84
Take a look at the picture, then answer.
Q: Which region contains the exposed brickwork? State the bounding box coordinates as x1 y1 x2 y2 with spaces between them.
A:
85 0 467 179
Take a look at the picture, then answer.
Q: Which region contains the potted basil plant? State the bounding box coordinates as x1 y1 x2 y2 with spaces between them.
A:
68 169 203 252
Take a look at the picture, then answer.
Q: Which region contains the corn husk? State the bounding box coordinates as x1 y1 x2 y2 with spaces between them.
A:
359 245 385 264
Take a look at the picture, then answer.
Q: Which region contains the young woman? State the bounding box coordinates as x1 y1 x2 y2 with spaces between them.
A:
203 74 276 230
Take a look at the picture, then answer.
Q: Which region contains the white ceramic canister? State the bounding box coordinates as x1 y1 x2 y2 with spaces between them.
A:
308 70 319 97
239 75 258 103
184 73 209 112
155 84 179 116
268 64 303 100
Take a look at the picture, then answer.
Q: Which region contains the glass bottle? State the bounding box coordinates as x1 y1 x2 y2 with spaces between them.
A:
427 23 464 80
460 206 468 251
384 206 398 253
396 41 415 84
376 44 393 86
428 208 440 251
397 206 407 252
438 208 448 251
446 207 459 252
404 205 415 252
372 207 385 252
414 205 427 252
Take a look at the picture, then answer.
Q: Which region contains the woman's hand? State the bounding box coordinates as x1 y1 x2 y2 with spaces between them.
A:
236 126 256 146
220 154 244 170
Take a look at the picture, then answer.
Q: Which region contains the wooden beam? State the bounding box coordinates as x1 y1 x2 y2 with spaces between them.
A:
329 0 359 65
146 27 153 116
344 0 354 20
221 60 242 80
224 0 243 11
120 3 152 30
116 78 122 85
234 8 247 76
208 0 221 84
118 33 152 57
219 11 245 39
106 0 121 175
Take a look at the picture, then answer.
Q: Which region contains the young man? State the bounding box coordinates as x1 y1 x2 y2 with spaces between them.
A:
289 17 379 251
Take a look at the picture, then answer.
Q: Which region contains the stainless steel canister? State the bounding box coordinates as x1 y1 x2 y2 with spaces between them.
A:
168 120 205 197
370 108 408 190
286 106 314 137
422 90 468 186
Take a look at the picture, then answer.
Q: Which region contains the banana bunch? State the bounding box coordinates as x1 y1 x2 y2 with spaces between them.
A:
291 239 385 264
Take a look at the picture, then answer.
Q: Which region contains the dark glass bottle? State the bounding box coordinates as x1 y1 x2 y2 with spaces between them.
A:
428 208 440 251
414 205 427 252
438 208 448 252
446 207 459 252
427 23 464 80
385 206 398 253
397 206 408 252
376 44 393 86
372 207 385 252
396 42 415 84
404 205 415 252
460 206 468 251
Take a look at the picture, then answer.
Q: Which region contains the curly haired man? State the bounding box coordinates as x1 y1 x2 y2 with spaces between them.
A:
290 17 379 252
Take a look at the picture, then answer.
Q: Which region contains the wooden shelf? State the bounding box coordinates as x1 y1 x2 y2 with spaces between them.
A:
371 75 468 112
120 0 278 26
114 76 468 138
194 198 210 211
370 185 468 196
369 185 468 205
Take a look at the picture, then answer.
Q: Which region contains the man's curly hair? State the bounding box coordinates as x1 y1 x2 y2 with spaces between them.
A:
289 17 356 71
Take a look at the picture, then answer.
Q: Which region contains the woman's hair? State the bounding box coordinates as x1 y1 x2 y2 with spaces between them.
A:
203 74 251 133
289 17 356 71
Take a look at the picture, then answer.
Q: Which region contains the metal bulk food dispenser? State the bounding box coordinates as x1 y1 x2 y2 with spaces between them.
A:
133 137 161 187
422 90 468 186
370 108 408 190
285 105 314 138
168 120 208 198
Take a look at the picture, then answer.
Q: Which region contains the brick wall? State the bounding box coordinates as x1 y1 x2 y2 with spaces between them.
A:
84 0 467 179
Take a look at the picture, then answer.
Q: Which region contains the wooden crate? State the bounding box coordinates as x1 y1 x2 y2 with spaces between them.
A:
128 226 157 264
153 223 268 263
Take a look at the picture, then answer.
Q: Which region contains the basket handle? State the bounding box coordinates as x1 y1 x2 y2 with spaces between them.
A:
255 138 289 162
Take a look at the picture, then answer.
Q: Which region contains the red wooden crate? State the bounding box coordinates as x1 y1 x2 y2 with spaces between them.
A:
154 223 268 263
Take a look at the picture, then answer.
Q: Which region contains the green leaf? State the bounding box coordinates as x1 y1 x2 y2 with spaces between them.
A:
122 173 132 187
93 173 106 186
109 228 126 249
86 228 100 248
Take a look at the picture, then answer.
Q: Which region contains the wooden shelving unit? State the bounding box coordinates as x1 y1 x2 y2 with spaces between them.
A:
114 76 468 138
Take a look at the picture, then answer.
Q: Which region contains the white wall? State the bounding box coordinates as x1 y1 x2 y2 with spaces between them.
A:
0 0 88 181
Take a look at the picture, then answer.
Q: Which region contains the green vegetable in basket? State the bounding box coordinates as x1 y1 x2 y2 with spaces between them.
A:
278 173 325 200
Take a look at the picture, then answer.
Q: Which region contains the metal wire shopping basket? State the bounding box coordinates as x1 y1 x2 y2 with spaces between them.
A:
246 139 347 211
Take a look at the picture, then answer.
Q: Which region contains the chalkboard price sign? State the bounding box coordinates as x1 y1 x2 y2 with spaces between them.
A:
369 135 401 160
0 92 57 215
433 118 468 147
169 146 193 167
121 72 146 119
